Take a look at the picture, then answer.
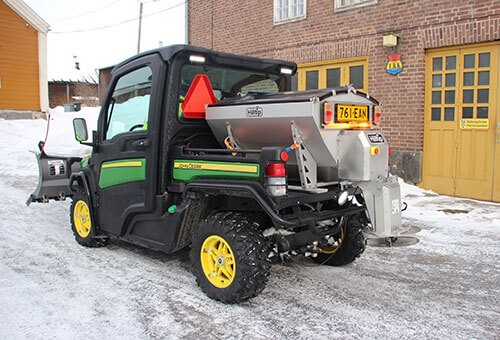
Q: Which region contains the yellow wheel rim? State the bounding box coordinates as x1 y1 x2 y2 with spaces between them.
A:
320 228 344 254
200 235 236 289
74 200 91 238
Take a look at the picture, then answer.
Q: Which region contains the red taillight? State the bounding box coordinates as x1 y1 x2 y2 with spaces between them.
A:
373 106 381 125
388 146 391 166
266 162 286 177
324 102 333 125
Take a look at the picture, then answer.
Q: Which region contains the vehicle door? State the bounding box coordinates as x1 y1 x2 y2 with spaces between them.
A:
93 54 165 236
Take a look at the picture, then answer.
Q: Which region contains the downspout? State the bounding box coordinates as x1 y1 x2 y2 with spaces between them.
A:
185 0 189 44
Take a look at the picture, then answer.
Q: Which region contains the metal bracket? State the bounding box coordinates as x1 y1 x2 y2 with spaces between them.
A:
225 122 241 149
290 121 318 191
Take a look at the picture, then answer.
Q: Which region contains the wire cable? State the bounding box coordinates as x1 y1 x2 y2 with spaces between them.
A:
51 0 186 34
51 0 122 24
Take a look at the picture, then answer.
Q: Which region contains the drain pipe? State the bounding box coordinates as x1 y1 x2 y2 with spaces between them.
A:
184 0 189 44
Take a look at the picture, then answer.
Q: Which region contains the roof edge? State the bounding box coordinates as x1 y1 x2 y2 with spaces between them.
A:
3 0 50 33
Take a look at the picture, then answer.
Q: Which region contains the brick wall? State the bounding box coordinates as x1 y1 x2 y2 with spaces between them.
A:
48 81 98 108
188 0 500 155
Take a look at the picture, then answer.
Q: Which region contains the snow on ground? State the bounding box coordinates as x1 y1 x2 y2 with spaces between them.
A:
0 114 499 339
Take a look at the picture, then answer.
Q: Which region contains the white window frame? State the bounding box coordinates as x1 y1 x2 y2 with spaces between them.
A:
334 0 377 12
274 0 307 25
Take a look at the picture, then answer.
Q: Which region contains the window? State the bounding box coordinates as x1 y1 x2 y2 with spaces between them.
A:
179 64 284 119
296 57 368 92
334 0 377 12
105 67 152 140
274 0 306 24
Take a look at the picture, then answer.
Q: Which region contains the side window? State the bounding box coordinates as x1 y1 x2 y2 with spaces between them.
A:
105 67 152 140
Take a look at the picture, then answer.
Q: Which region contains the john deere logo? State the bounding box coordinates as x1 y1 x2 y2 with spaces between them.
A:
246 106 263 117
386 53 403 75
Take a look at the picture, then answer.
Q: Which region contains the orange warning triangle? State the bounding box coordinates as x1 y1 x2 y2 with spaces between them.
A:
181 74 217 119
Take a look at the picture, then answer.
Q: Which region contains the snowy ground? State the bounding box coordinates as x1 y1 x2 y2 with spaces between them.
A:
0 113 499 339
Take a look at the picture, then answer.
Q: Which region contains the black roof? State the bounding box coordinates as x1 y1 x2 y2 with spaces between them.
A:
113 45 297 76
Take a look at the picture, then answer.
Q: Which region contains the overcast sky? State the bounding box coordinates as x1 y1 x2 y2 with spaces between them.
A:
24 0 186 82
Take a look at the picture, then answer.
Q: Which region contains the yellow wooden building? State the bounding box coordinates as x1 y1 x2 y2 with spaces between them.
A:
0 0 49 116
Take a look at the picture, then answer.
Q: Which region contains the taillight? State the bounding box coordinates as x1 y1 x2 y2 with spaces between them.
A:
266 162 286 177
323 102 333 125
373 105 381 125
265 162 287 196
388 146 391 166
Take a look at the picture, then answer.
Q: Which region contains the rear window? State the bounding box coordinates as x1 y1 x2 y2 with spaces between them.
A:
178 64 284 119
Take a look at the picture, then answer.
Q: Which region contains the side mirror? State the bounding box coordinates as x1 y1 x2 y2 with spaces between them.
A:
73 118 88 142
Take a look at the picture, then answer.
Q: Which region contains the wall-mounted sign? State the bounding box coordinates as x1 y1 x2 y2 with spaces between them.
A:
386 54 403 75
460 119 489 130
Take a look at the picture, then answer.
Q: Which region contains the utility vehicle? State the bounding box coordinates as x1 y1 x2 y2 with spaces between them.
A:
28 45 405 303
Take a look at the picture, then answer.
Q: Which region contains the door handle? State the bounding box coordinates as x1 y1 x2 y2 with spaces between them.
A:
132 139 151 148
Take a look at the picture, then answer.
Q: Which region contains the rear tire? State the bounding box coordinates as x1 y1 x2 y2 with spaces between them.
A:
70 191 107 247
190 212 271 304
313 217 366 266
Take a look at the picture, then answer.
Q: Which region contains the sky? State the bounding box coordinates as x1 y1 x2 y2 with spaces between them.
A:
23 0 186 82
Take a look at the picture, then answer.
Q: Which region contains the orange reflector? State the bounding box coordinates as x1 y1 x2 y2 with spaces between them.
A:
181 74 217 119
370 146 380 155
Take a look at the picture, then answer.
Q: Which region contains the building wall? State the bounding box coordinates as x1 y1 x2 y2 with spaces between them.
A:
0 0 40 111
98 66 113 105
48 81 99 109
188 0 500 182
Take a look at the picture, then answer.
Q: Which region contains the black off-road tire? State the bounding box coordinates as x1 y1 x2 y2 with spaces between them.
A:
190 212 271 304
313 217 366 266
70 191 108 248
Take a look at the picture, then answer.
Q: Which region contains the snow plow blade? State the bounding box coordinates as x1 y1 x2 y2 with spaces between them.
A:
26 144 82 206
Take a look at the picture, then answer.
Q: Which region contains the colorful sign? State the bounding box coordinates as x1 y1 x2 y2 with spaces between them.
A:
386 54 403 75
460 119 489 130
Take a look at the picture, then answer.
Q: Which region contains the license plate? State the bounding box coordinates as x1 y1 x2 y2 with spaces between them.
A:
336 105 368 122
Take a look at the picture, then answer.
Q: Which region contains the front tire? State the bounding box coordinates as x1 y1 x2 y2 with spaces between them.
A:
70 191 107 247
313 217 366 266
190 212 271 304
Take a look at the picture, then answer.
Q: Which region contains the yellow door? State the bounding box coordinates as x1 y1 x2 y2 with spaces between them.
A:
423 43 500 201
297 57 368 93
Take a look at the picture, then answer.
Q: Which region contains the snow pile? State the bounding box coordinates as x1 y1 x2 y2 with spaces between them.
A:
42 106 100 157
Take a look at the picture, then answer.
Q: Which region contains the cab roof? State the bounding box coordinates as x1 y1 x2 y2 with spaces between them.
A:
113 45 297 76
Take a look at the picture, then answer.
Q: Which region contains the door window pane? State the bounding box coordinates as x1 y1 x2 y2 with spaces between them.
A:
445 90 455 104
463 90 473 103
477 107 488 119
349 65 364 89
433 57 442 71
477 89 489 103
327 68 341 88
431 108 441 121
464 54 475 69
432 74 442 87
478 71 489 86
462 107 473 118
106 67 152 140
306 70 318 90
463 72 474 86
478 53 490 68
432 91 441 104
446 56 456 70
444 107 454 121
291 74 298 91
445 73 455 87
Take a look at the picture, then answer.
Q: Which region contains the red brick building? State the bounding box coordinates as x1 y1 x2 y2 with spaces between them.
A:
188 0 500 201
48 81 98 109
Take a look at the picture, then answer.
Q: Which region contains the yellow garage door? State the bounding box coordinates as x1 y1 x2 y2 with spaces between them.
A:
423 42 500 201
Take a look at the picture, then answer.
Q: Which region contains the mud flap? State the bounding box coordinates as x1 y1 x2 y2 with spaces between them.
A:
26 144 82 206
